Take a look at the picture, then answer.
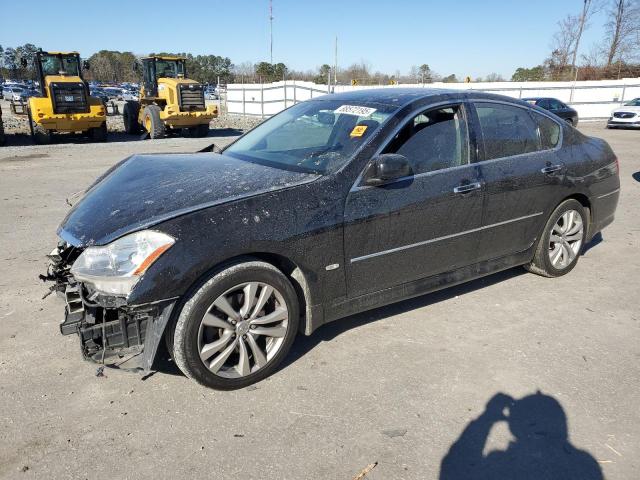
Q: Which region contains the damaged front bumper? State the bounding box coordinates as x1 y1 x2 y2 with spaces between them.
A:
42 242 176 372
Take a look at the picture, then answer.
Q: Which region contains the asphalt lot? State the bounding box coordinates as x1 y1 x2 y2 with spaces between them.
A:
0 123 638 479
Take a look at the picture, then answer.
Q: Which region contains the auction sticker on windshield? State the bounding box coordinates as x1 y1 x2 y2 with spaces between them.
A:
335 105 377 116
350 125 368 137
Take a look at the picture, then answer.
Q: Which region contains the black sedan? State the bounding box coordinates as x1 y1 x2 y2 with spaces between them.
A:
523 97 579 126
46 89 619 389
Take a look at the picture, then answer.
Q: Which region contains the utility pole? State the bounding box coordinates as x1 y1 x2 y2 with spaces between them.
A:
334 35 338 85
269 0 274 64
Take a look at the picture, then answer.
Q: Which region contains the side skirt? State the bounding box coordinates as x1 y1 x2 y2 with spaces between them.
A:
318 247 535 330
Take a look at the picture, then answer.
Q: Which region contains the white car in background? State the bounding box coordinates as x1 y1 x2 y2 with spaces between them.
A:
607 98 640 129
2 86 25 102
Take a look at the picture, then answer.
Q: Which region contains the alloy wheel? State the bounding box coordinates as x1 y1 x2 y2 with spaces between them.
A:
197 282 289 378
548 209 584 269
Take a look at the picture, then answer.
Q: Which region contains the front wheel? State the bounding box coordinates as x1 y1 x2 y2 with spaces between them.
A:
170 261 299 390
89 122 108 142
142 104 165 139
525 199 587 277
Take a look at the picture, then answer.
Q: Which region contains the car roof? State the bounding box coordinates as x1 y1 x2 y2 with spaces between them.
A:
522 97 564 102
316 87 534 108
315 87 462 107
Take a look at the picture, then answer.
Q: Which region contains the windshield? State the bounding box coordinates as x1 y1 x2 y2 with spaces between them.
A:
40 54 80 76
224 100 395 174
156 59 185 78
624 98 640 106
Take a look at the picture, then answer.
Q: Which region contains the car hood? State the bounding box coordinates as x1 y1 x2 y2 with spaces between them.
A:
58 152 318 247
612 105 640 113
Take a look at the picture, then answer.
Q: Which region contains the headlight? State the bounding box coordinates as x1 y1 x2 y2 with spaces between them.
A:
70 230 175 296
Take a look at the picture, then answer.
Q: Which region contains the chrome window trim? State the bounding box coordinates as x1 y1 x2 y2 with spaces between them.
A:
350 100 472 192
350 212 544 263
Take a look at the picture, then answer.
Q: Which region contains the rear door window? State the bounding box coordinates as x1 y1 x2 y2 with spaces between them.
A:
537 99 551 109
475 102 539 160
548 99 564 111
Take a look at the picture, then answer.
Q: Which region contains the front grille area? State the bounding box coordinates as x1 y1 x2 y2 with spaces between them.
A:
613 112 636 119
50 82 90 114
178 83 206 112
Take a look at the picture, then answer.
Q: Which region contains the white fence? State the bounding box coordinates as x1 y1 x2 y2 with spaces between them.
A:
226 78 640 120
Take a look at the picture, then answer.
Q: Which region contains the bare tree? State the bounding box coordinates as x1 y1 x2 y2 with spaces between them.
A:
484 72 505 82
570 0 600 76
603 0 640 66
552 15 581 69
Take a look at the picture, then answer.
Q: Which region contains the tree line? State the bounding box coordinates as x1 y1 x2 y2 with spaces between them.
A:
513 0 640 81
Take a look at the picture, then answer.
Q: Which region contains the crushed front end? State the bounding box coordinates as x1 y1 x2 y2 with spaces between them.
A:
42 241 175 372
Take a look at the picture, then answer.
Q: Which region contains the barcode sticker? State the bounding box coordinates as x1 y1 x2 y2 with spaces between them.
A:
335 105 377 117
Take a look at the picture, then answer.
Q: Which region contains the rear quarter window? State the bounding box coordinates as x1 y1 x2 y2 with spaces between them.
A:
530 111 561 150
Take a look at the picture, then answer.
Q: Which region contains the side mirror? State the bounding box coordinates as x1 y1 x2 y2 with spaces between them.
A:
364 154 412 186
83 60 90 70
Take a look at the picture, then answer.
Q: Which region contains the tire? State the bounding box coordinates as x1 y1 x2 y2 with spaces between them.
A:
123 101 141 134
89 122 108 142
525 199 588 277
188 124 209 138
142 104 165 139
565 118 573 126
28 108 52 145
0 123 5 146
171 261 300 390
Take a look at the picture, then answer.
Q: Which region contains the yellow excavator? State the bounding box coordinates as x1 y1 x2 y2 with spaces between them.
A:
12 50 107 144
123 55 217 139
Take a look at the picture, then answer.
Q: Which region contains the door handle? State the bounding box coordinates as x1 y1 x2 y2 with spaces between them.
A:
453 182 481 194
541 165 563 174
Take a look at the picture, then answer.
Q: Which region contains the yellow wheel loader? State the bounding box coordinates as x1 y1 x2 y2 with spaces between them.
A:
123 56 218 139
12 51 107 144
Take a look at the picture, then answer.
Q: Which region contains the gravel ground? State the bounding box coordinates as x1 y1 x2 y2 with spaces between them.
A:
0 123 638 479
0 99 262 144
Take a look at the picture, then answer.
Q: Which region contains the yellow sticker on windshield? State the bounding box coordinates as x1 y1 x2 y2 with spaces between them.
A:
350 125 368 137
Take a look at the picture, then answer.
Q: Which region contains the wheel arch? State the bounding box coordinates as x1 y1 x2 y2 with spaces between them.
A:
166 252 315 345
559 193 593 238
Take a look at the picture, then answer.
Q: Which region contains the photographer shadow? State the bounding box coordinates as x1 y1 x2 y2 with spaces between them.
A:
440 392 603 480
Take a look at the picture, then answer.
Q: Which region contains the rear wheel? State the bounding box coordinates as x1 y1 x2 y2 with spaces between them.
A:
170 261 299 390
89 122 108 142
188 124 210 138
123 101 141 134
525 199 587 277
142 104 165 139
28 108 52 145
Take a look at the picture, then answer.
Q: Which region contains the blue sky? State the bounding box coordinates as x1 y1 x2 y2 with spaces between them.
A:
0 0 608 78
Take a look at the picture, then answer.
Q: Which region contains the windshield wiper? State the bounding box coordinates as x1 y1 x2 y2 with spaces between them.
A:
307 143 343 159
